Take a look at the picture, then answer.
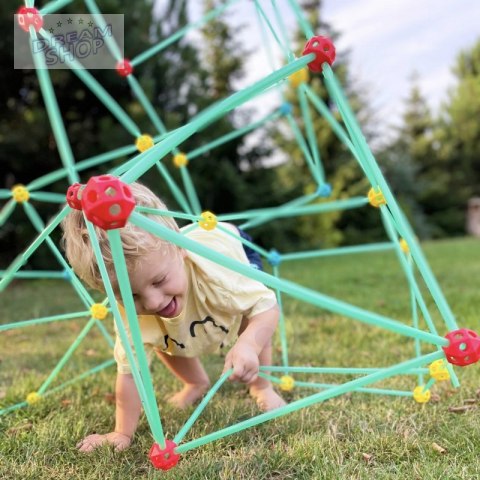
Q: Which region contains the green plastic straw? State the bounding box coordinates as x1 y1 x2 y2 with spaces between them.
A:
254 0 292 62
0 206 70 292
174 369 233 445
121 56 313 184
130 212 448 347
23 202 94 308
131 0 240 67
281 242 395 262
302 83 357 157
94 318 115 349
85 220 158 436
155 161 193 215
127 75 168 136
187 111 281 160
217 223 270 258
259 373 414 397
298 85 324 181
0 200 17 227
273 265 290 369
135 206 198 223
29 192 68 203
323 64 458 332
259 366 429 375
40 0 73 14
240 192 318 230
0 311 90 332
108 230 166 446
30 31 79 185
85 0 123 61
0 190 12 200
38 29 141 137
285 114 323 185
175 351 443 453
38 317 97 394
180 167 202 214
0 270 65 279
285 0 314 39
219 196 368 222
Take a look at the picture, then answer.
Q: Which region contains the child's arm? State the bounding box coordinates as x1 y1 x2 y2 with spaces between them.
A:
77 373 141 452
222 305 279 384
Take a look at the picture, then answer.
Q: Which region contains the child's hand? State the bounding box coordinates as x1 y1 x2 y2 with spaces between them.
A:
223 341 259 384
76 431 131 452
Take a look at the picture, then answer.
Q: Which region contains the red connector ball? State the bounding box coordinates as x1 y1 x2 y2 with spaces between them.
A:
17 7 43 33
149 440 180 470
116 59 133 77
66 183 83 210
442 328 480 367
80 175 135 230
302 36 336 72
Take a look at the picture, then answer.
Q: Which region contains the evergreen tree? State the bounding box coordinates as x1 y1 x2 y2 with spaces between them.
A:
271 0 374 249
435 38 480 235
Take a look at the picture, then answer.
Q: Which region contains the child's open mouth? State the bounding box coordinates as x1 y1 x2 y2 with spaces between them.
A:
157 298 177 318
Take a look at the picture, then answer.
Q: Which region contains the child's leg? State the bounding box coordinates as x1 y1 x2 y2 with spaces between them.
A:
248 340 287 412
155 351 210 409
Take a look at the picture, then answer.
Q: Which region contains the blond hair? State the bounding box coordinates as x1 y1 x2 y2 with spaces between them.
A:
61 181 179 291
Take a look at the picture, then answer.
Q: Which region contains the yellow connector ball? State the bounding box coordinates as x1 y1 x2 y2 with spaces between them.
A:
173 153 188 168
368 187 386 208
198 211 217 231
413 386 431 404
399 238 410 254
429 359 450 381
288 67 309 88
26 392 41 405
90 303 108 320
11 184 30 203
135 134 154 152
279 375 295 392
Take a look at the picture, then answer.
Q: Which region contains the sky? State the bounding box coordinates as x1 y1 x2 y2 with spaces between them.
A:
181 0 480 146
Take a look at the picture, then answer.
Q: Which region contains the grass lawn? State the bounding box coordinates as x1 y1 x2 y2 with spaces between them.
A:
1 236 480 479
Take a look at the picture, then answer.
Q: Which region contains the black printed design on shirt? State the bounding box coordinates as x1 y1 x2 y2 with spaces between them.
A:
189 316 229 338
162 334 185 350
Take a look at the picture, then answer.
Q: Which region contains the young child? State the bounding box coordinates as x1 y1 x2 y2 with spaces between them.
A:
61 182 286 452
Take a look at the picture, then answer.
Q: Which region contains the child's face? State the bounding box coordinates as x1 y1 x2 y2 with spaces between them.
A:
128 246 188 318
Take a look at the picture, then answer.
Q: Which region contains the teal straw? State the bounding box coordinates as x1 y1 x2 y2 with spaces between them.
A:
240 192 318 230
173 370 232 445
0 190 12 200
38 317 97 394
285 0 314 39
108 230 166 446
0 270 65 279
0 200 16 227
281 242 395 262
217 223 270 258
30 30 79 184
130 212 448 347
0 206 70 292
155 161 193 215
175 351 443 453
180 167 202 214
85 221 158 436
29 192 68 203
260 366 429 375
273 265 290 369
298 85 324 181
40 0 74 14
0 311 90 332
218 197 369 222
85 0 123 61
121 56 313 184
131 0 240 66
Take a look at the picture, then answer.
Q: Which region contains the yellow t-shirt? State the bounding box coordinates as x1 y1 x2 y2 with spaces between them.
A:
114 223 277 374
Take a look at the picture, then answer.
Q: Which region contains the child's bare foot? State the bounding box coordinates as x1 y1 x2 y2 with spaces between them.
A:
249 385 286 412
167 383 209 409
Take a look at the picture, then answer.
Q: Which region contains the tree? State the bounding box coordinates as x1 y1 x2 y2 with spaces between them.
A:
270 0 374 249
